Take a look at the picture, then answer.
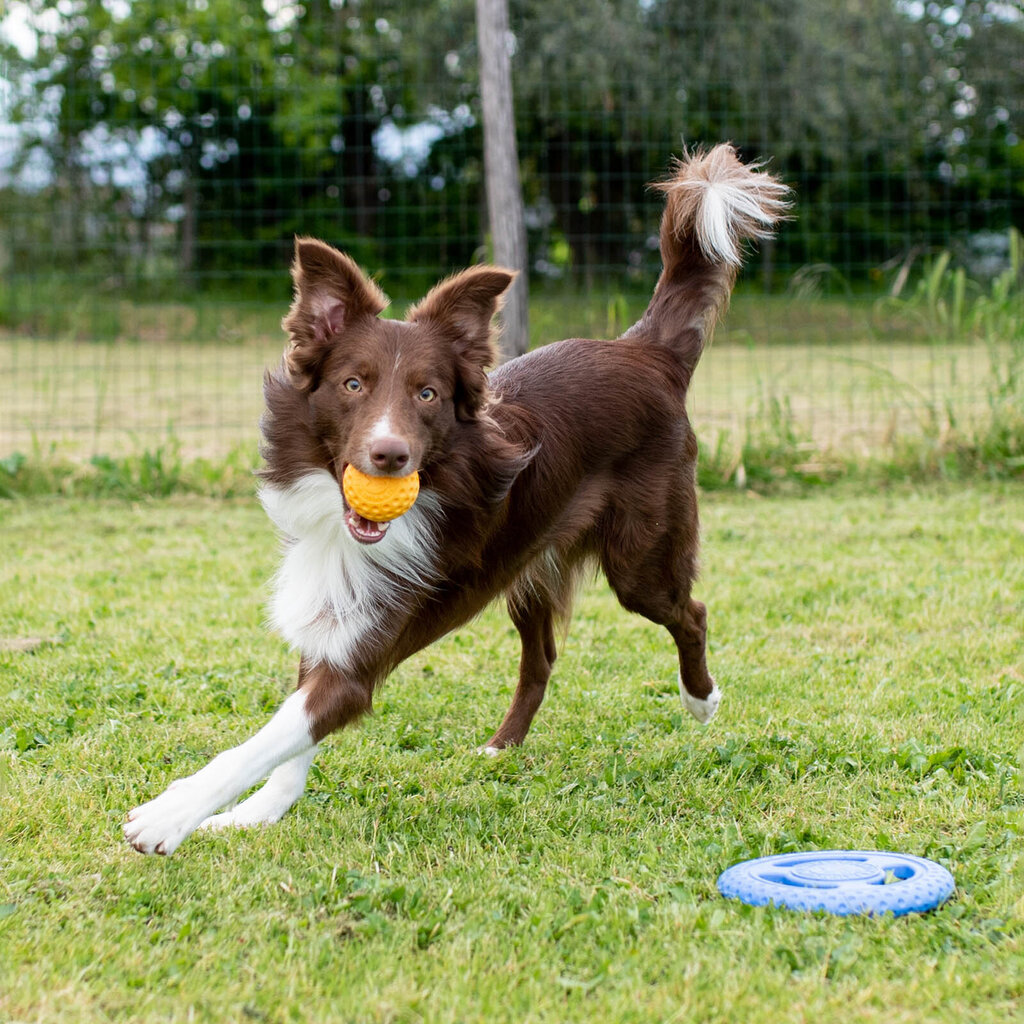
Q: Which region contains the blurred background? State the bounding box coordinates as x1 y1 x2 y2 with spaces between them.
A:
0 0 1021 487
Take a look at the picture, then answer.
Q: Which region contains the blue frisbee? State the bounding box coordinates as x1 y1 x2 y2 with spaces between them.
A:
717 850 954 916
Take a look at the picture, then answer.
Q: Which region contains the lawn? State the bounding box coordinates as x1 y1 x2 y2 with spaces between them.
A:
1 484 1022 1023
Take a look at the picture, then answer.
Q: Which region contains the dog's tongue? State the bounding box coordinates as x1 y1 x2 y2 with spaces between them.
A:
346 509 390 545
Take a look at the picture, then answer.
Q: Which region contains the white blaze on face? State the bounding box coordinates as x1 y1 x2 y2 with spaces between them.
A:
368 414 395 448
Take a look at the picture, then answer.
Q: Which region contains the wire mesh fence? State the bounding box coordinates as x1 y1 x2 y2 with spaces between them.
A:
1 0 1021 468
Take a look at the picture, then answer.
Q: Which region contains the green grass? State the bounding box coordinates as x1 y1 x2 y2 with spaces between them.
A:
1 486 1022 1022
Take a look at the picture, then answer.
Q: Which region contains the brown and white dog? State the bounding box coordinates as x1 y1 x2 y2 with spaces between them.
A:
125 144 789 854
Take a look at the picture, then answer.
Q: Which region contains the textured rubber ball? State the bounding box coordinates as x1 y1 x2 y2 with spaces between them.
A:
342 464 420 522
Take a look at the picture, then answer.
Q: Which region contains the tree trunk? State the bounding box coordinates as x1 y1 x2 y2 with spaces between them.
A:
476 0 529 359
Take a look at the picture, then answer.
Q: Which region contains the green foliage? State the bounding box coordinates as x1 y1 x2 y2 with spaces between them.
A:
1 0 1020 300
0 444 259 499
978 229 1024 400
879 233 1023 348
895 251 972 342
877 230 1024 476
0 0 482 298
697 392 842 491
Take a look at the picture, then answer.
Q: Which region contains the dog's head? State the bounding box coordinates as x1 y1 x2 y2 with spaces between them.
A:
276 238 515 542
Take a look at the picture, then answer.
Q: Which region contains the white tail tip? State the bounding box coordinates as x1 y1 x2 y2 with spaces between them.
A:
657 144 792 266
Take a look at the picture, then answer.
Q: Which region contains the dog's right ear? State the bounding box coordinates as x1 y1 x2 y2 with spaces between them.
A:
281 238 389 390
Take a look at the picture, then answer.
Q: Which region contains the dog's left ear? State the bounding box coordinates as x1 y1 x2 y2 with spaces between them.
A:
409 266 516 421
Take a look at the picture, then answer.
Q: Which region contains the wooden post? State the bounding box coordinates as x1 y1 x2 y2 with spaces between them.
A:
475 0 529 359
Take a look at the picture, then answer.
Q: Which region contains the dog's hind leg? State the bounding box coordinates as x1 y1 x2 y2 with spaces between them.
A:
602 532 721 726
481 590 559 753
667 598 721 724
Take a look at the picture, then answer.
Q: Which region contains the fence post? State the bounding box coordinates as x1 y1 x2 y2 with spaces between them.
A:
475 0 529 359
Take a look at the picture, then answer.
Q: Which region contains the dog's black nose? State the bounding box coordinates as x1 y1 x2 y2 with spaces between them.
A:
370 437 411 473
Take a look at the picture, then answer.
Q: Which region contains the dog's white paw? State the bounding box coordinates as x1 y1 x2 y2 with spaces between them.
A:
679 676 721 725
124 780 214 856
198 808 252 832
476 745 503 757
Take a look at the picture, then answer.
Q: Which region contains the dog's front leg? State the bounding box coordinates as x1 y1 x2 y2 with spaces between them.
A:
124 687 317 855
197 746 319 833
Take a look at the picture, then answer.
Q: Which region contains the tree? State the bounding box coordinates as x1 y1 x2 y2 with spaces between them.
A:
1 0 1020 305
0 0 470 293
504 0 1022 279
477 0 529 358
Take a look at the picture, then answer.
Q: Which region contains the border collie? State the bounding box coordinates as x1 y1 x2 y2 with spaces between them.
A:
125 144 789 854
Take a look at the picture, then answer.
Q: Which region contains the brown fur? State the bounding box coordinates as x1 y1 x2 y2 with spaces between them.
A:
264 144 790 747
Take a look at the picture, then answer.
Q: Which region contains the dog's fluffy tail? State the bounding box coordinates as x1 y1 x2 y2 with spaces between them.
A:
633 144 791 374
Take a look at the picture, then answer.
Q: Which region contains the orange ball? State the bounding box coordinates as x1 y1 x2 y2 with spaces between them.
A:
342 464 420 522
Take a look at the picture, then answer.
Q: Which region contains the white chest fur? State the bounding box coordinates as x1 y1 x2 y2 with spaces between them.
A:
260 470 442 670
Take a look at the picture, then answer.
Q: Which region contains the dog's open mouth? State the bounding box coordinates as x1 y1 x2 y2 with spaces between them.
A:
344 508 390 545
338 461 421 545
339 463 392 545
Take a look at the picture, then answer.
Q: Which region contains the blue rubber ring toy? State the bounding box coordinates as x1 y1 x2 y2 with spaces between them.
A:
717 850 954 916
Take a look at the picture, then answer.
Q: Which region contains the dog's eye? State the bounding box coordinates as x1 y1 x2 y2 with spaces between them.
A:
343 378 362 393
418 387 437 403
